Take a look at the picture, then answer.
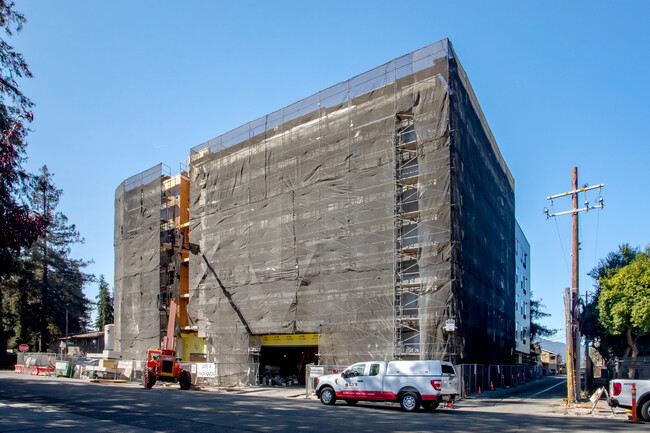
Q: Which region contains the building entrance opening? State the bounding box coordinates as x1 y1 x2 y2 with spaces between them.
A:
258 334 318 386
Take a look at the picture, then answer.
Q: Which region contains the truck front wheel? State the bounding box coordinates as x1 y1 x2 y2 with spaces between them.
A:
319 387 337 405
640 400 650 422
400 392 421 412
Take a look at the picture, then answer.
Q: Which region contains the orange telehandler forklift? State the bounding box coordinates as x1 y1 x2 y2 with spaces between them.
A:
143 298 192 390
143 230 192 390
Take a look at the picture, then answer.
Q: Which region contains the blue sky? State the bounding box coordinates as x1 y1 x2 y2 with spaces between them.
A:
13 1 650 335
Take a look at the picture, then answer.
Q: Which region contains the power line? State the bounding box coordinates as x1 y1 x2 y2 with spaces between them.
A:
551 204 571 274
544 167 604 404
594 204 601 265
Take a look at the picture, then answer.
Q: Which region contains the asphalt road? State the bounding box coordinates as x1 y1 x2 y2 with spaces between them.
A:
0 372 639 432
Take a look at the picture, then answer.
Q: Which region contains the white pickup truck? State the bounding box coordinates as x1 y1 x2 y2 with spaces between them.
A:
315 360 458 412
609 378 650 421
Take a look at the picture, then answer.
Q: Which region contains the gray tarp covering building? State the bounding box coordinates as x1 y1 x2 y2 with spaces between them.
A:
115 165 168 356
180 39 515 385
115 39 515 385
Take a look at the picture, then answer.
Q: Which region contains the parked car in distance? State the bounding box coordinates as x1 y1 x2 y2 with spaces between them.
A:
315 360 458 412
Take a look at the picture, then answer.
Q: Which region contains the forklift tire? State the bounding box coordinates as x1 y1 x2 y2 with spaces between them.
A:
144 368 156 389
179 370 192 390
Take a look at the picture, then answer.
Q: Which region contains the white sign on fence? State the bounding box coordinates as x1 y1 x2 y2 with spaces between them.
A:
196 362 216 378
117 361 133 369
309 367 325 378
444 319 456 332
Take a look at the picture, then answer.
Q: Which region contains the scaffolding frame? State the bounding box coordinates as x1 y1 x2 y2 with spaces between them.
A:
394 110 422 358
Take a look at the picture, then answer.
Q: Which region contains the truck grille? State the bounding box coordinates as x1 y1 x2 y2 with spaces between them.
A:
162 360 174 374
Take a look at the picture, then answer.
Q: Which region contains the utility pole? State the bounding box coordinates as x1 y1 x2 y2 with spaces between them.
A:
40 178 49 353
545 167 604 403
584 290 592 393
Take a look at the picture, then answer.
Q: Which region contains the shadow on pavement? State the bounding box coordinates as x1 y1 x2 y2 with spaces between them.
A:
0 373 639 433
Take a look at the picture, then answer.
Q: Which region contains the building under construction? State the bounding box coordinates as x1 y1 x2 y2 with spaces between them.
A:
115 39 518 386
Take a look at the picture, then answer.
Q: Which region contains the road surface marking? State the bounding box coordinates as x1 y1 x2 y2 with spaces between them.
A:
531 381 565 397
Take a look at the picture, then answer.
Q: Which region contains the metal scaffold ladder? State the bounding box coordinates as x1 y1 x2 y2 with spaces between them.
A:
394 110 422 359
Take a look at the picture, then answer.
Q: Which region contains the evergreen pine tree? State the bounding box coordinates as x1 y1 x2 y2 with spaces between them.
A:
3 166 93 351
95 275 114 331
0 0 47 365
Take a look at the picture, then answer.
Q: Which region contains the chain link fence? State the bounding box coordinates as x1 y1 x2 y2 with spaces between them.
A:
456 363 543 396
613 357 650 379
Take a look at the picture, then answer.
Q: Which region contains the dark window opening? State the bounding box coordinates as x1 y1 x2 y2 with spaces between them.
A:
442 364 456 375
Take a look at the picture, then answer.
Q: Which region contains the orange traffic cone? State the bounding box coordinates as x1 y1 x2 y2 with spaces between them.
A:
490 381 494 391
446 402 452 408
478 386 481 394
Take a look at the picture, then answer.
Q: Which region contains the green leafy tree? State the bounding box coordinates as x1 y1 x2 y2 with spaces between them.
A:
588 243 638 282
95 275 113 331
0 1 47 365
3 167 93 351
598 252 650 369
583 244 645 364
530 297 558 342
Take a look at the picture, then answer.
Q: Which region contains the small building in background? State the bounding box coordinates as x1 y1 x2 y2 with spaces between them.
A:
541 349 563 375
56 331 104 356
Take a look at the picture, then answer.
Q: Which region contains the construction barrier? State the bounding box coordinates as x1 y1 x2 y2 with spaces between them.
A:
13 353 56 376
